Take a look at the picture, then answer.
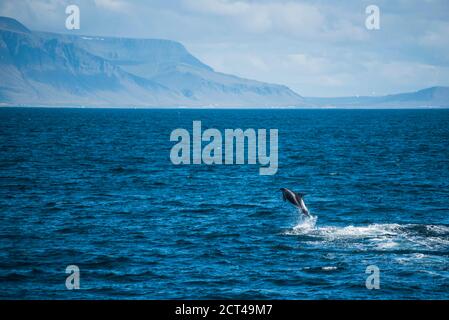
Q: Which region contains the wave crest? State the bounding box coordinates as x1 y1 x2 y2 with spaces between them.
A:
284 219 449 251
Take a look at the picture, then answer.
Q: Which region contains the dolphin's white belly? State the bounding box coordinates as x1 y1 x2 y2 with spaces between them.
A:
299 198 309 214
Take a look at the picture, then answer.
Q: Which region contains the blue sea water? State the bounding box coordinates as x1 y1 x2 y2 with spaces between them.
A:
0 108 449 299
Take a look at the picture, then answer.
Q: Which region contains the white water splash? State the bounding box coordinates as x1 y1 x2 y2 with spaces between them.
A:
291 213 318 233
284 212 449 252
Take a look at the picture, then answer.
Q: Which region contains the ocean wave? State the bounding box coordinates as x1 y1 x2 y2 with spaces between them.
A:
284 217 449 251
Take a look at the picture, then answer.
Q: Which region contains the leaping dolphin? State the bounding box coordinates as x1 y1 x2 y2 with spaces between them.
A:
280 188 310 216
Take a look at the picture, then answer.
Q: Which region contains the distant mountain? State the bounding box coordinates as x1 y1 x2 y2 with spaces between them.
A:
0 16 305 107
305 87 449 108
1 16 447 108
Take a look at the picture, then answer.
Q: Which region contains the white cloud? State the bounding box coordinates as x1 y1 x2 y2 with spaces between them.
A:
182 0 365 41
94 0 130 12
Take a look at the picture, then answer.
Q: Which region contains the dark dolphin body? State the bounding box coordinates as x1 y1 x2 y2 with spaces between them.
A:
280 188 310 216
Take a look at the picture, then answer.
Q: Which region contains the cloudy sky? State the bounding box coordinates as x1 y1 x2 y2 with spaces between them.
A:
1 0 448 97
